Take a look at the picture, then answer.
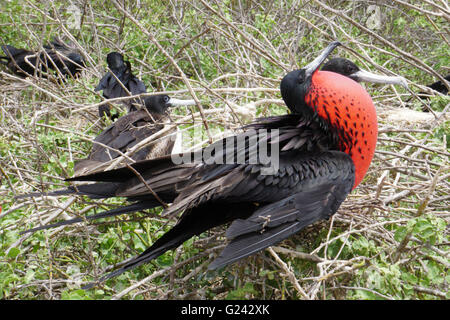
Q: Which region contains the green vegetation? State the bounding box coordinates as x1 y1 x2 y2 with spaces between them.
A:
0 0 448 300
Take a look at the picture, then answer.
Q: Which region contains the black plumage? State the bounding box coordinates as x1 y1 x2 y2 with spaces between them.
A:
22 42 361 287
43 38 86 77
321 57 360 78
0 38 85 78
74 94 187 175
405 74 448 111
95 52 146 119
0 45 39 77
418 74 450 99
80 53 194 174
426 75 450 95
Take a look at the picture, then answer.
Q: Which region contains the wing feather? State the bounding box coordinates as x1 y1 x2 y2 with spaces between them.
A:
209 152 355 270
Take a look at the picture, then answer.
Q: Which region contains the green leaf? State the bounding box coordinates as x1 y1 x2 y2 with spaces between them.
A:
394 226 408 242
226 283 257 300
7 247 20 259
61 289 90 300
24 270 35 284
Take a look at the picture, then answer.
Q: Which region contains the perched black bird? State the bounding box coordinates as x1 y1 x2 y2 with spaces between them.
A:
95 52 146 119
424 75 450 96
0 38 85 78
74 94 195 175
21 42 407 287
402 72 448 111
417 74 450 100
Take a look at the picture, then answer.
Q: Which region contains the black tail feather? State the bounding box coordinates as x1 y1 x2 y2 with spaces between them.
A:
14 187 78 200
84 202 256 288
82 213 199 289
20 200 158 235
15 182 121 200
208 221 303 270
66 154 176 183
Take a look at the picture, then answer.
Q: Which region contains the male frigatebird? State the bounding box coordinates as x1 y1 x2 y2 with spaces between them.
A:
21 42 407 286
74 94 195 175
95 52 147 119
0 38 85 78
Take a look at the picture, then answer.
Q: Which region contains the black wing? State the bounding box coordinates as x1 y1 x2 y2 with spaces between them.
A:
74 110 173 174
209 152 354 269
91 150 354 282
24 114 353 281
43 38 85 77
95 57 146 99
95 56 146 117
1 40 84 78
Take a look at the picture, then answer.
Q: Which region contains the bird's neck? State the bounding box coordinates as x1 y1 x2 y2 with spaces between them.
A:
305 71 378 189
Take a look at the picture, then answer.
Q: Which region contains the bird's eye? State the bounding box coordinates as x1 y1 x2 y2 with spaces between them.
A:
346 64 358 75
163 96 170 102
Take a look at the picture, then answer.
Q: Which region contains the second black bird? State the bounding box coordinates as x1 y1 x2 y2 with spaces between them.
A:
95 52 147 119
74 94 195 175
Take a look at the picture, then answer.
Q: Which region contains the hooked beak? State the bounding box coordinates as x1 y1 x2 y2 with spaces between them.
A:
351 69 408 89
304 41 342 78
167 98 196 107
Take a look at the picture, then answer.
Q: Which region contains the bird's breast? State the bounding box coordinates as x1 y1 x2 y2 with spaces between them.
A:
305 71 378 189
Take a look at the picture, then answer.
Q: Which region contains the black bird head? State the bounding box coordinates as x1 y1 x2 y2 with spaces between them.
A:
143 94 195 114
321 57 359 78
322 57 408 88
106 52 126 72
280 41 341 114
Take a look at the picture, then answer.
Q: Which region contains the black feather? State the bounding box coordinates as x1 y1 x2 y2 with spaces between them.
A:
20 200 158 235
209 221 303 270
